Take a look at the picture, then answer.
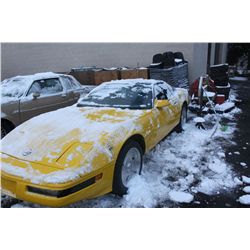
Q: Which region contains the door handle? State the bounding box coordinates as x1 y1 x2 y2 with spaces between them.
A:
61 93 67 97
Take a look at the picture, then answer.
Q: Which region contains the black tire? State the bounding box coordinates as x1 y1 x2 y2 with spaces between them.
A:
149 62 164 69
163 51 175 61
214 81 229 87
210 64 229 75
152 54 164 63
162 57 175 68
212 75 229 83
112 140 143 196
174 52 185 61
176 104 187 133
1 120 13 138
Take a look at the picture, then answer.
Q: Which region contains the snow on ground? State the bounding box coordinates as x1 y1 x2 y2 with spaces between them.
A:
169 191 194 203
239 195 250 205
230 76 249 81
243 186 250 193
2 103 242 208
240 162 247 167
242 176 250 184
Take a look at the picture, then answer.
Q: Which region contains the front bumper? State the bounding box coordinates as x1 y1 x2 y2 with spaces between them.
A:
1 163 114 207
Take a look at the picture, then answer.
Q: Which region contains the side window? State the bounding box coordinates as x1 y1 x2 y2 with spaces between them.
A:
61 77 73 90
154 82 174 100
62 76 80 90
155 82 168 100
166 84 174 97
68 76 81 89
27 78 63 96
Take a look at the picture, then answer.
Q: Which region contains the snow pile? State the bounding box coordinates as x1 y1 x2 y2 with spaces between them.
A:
123 175 157 208
240 162 247 167
239 195 250 205
169 191 194 203
215 102 235 112
193 117 205 123
242 176 250 184
243 186 250 193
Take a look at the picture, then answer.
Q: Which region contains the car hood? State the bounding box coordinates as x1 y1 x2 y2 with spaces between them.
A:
1 105 148 169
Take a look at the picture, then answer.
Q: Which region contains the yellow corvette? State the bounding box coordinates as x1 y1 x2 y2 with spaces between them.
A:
1 79 189 207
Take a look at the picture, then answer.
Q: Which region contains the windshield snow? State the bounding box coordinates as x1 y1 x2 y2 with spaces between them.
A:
78 81 153 109
1 77 29 99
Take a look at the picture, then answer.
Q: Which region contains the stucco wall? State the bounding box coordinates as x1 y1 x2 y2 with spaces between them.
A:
1 43 208 83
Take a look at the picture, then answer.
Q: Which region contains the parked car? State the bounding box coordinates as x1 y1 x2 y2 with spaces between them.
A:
1 72 95 137
1 79 189 207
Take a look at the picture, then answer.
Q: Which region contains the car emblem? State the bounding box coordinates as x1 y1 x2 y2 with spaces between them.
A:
22 149 32 156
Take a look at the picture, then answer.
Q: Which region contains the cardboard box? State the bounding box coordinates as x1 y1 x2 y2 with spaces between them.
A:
137 68 148 79
70 67 148 85
120 68 148 80
120 69 138 79
69 71 92 85
70 69 119 85
92 70 119 85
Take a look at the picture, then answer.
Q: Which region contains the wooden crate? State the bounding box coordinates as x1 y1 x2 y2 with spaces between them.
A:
137 68 148 79
92 70 119 85
70 69 119 85
120 69 138 79
120 68 148 80
70 68 148 85
69 71 92 85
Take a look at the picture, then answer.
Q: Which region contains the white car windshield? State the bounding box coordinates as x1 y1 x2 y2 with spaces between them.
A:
78 81 153 109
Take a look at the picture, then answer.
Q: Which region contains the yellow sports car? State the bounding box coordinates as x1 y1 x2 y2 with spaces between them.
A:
1 79 189 207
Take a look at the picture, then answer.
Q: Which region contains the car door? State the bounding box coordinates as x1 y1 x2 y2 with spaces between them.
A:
153 82 179 141
19 78 71 122
164 83 181 125
60 76 79 105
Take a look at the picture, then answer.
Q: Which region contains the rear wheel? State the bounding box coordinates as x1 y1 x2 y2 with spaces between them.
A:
1 121 13 138
113 140 143 196
176 104 187 133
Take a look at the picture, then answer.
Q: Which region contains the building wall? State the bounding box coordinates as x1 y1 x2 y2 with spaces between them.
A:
192 43 209 80
1 43 209 83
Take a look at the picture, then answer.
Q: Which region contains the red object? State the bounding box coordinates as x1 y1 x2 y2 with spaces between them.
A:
215 94 225 104
190 77 216 97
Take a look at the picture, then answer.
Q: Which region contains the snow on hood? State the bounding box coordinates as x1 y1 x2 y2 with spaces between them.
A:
1 105 147 165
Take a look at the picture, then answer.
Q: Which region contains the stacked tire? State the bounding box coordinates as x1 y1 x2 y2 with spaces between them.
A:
150 51 186 69
209 64 230 100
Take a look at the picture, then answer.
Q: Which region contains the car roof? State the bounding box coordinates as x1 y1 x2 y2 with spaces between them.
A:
1 72 67 85
102 78 162 86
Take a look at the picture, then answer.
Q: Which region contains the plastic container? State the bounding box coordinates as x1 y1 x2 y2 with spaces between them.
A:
215 94 225 104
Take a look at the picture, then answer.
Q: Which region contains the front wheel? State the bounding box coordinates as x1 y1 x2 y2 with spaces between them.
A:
176 104 187 133
113 140 143 196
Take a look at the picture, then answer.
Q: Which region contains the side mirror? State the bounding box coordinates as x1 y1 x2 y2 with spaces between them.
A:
32 92 40 99
155 99 170 108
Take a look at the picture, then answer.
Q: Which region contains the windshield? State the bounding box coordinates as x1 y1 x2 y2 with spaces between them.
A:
1 77 29 98
78 82 153 109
